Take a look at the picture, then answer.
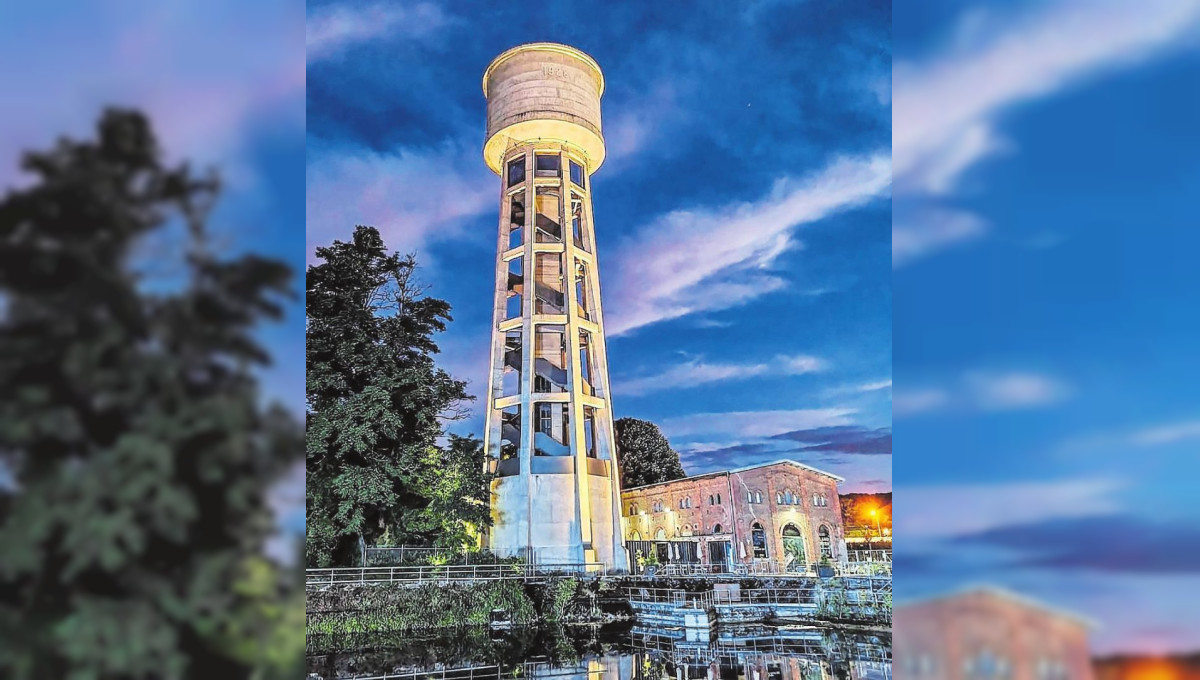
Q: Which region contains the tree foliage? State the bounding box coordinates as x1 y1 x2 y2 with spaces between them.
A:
0 109 302 678
306 227 490 567
613 417 686 489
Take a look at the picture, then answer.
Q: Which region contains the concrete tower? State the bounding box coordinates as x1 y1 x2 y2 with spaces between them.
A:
481 43 625 570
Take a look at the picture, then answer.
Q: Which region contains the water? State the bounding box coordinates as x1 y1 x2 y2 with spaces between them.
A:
306 623 892 679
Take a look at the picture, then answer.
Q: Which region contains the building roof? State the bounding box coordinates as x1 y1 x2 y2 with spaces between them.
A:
622 459 845 493
894 584 1098 629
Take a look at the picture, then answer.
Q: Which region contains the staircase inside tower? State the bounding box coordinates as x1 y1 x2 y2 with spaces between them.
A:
534 253 565 315
535 188 562 243
534 326 568 393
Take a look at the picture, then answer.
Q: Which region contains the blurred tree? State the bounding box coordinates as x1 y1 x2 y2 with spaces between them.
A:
0 109 301 678
306 227 489 567
613 418 686 489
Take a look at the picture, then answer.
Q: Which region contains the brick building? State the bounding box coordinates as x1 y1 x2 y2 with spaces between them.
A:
619 460 847 572
894 587 1095 680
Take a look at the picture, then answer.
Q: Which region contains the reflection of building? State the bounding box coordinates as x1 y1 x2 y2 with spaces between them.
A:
480 43 625 569
894 587 1095 680
619 460 847 571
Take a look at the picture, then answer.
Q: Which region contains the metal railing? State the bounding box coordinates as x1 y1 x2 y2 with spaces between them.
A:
305 562 606 586
846 548 892 563
625 586 718 609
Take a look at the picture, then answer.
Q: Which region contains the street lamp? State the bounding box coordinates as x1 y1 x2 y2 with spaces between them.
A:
869 509 882 549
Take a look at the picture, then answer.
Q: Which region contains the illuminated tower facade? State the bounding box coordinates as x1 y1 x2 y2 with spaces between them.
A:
481 43 625 569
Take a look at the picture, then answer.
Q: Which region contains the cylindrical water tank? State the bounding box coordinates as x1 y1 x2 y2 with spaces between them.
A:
482 43 606 175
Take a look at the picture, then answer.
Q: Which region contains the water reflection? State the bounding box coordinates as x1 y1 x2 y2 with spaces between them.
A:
307 624 891 680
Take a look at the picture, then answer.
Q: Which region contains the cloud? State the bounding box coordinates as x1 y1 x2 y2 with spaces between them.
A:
892 208 987 267
306 140 494 263
893 388 950 417
1 4 304 192
662 408 857 440
966 515 1200 574
605 153 890 335
614 354 826 397
894 478 1124 540
964 371 1071 410
893 0 1200 263
895 371 1070 417
306 1 450 63
1129 419 1200 446
895 0 1200 195
769 425 892 454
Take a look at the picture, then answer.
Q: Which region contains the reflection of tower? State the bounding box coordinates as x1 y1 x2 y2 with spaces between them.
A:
481 43 625 569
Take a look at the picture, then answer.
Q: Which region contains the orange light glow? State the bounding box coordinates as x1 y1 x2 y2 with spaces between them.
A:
1128 659 1182 680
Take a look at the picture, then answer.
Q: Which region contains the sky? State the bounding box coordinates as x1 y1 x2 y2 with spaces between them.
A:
306 0 894 494
891 0 1200 655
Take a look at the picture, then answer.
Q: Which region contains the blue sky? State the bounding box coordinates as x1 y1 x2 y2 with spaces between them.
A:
306 0 893 494
892 0 1200 655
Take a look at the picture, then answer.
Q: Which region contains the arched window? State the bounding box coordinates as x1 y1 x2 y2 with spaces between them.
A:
716 493 721 505
776 491 784 504
785 491 794 505
654 528 666 540
755 491 763 504
630 530 641 540
708 494 714 505
818 525 833 560
712 524 723 534
747 491 754 503
751 522 768 558
782 523 802 537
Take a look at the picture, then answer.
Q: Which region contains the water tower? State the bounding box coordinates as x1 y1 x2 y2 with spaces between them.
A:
480 43 625 570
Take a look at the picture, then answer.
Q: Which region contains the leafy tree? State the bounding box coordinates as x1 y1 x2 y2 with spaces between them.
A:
613 417 686 489
0 109 301 678
306 227 490 567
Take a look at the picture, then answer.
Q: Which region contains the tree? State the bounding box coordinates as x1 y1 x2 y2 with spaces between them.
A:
0 109 301 678
613 418 686 489
306 227 490 567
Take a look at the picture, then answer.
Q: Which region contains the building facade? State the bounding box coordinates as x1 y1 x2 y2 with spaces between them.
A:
619 460 847 572
894 587 1095 680
480 43 626 569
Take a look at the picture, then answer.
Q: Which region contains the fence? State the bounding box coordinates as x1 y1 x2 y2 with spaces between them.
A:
305 562 606 587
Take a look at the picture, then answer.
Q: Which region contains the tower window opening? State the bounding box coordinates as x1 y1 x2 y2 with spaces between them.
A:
508 192 525 250
535 188 562 242
501 330 521 396
570 196 588 252
533 326 567 393
574 259 591 321
507 156 525 187
534 252 566 315
498 405 520 465
578 330 597 397
569 160 585 187
583 406 598 458
505 257 523 319
533 402 570 456
535 153 560 177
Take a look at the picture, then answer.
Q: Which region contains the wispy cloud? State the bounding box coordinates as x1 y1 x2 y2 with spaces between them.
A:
965 371 1071 410
662 408 857 440
893 0 1200 263
895 478 1124 540
1129 419 1200 446
306 140 493 263
892 208 987 267
306 1 450 63
614 354 825 397
606 153 890 335
896 370 1070 417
